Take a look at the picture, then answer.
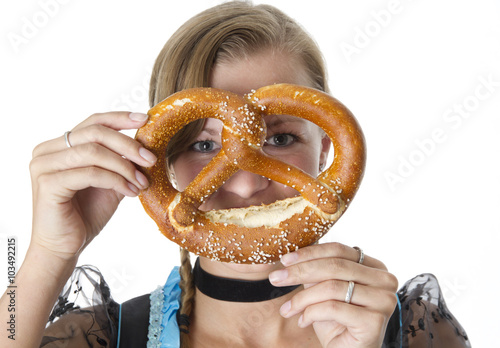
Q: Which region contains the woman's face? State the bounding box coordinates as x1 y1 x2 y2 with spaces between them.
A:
172 51 331 275
172 51 330 274
172 50 330 213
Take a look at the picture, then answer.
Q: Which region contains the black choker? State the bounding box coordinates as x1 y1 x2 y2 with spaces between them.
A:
193 258 299 302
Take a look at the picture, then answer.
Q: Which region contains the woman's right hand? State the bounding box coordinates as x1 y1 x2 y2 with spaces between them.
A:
29 111 157 261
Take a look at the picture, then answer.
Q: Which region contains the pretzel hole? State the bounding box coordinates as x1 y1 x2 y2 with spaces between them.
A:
166 119 235 225
239 114 338 214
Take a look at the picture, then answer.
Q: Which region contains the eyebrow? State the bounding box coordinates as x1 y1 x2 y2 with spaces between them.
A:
265 116 305 128
199 128 221 136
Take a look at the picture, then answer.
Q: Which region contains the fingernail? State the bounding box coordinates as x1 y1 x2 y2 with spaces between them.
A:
127 183 140 196
269 269 288 284
135 170 149 188
298 314 305 328
129 112 148 122
139 147 157 164
280 300 291 317
281 252 298 266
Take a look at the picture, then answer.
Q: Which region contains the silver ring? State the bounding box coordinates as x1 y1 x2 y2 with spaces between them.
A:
64 131 73 148
353 246 364 264
345 281 355 304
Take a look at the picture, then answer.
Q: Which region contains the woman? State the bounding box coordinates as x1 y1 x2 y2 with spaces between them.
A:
1 2 469 347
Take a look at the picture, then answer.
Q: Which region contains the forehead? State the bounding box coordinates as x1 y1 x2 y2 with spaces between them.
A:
209 50 313 96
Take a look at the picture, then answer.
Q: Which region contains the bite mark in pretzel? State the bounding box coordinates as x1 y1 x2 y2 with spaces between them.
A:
135 84 366 264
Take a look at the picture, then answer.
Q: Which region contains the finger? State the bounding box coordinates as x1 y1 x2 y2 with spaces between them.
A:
32 112 153 160
298 300 388 336
73 111 149 132
280 242 386 271
33 126 156 170
38 166 140 199
269 257 398 291
280 280 397 319
31 143 149 190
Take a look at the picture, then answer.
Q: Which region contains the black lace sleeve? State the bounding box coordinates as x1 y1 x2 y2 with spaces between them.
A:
384 273 470 348
40 265 119 348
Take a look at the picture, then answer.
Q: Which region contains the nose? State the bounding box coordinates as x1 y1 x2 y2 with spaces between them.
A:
221 169 269 199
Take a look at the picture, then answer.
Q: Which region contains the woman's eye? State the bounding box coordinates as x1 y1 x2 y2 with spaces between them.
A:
265 134 297 147
191 140 219 153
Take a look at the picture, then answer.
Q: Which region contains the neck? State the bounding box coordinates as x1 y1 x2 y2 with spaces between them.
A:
189 258 318 347
192 283 302 346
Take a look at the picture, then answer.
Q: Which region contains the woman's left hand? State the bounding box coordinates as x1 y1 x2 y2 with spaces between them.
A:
269 242 398 348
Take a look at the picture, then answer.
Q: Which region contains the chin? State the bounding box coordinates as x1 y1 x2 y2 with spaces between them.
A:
225 262 280 273
203 257 282 280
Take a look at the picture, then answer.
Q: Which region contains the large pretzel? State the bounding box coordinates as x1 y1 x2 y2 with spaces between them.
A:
136 84 365 264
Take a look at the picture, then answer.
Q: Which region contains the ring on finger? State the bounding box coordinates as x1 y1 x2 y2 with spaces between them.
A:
353 246 364 264
345 281 355 304
64 131 73 148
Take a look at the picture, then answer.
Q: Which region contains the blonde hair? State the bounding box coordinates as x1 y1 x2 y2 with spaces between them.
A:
148 2 328 346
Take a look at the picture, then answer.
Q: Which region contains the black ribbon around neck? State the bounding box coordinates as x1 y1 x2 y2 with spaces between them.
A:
193 257 299 302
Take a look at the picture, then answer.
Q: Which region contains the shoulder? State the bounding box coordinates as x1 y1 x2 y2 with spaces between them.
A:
390 273 471 348
42 265 181 347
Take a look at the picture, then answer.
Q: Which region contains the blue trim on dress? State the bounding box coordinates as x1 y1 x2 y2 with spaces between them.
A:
147 266 182 348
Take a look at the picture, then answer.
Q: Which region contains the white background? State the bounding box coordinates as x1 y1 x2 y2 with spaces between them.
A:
1 0 499 345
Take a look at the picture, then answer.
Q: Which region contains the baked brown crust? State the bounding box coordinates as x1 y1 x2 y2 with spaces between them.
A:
135 84 365 263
